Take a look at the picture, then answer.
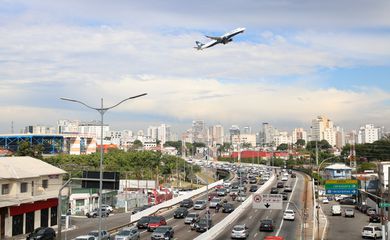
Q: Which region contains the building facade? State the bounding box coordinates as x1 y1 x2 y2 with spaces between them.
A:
0 157 66 238
323 163 352 180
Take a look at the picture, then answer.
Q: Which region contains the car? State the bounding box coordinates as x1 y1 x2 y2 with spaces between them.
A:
208 192 219 201
344 208 355 218
184 212 200 224
340 198 356 205
335 195 350 202
366 208 377 216
236 192 247 202
180 199 194 208
283 209 295 221
209 198 222 208
102 204 113 213
223 181 232 188
114 227 139 240
173 207 188 218
284 186 292 192
26 227 56 240
74 235 96 240
238 185 247 192
277 182 284 188
259 219 274 232
360 205 370 214
194 218 212 232
264 237 285 240
150 226 174 240
137 216 151 229
249 185 258 192
194 200 207 210
322 198 329 204
222 203 235 213
258 180 266 185
270 187 278 194
88 230 111 240
331 205 342 216
281 192 288 200
287 169 292 174
231 224 249 239
369 214 381 223
86 208 110 218
249 178 257 184
230 189 240 196
281 176 288 181
361 224 382 239
291 173 296 178
217 188 227 196
147 216 167 232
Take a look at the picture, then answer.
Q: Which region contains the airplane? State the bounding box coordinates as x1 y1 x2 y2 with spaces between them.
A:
194 27 245 50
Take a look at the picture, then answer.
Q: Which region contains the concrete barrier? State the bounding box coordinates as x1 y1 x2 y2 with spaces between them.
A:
194 174 276 240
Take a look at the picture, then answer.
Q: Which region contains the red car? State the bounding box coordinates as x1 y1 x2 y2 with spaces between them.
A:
264 237 284 240
147 216 167 231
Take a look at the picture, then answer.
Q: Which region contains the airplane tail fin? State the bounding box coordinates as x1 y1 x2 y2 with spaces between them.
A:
194 41 204 50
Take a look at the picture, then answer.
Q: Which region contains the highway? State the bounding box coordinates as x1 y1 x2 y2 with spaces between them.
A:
214 171 309 240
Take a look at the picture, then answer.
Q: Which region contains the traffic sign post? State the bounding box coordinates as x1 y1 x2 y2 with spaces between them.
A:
253 194 283 209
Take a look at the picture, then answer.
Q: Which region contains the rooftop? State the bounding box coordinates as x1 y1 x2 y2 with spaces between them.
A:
324 163 352 170
0 156 66 179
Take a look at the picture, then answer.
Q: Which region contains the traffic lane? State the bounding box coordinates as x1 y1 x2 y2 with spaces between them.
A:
67 186 217 239
252 176 299 239
214 176 278 240
321 201 369 240
140 184 253 240
277 173 305 239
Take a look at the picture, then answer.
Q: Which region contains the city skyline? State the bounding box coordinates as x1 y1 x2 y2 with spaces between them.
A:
1 1 390 133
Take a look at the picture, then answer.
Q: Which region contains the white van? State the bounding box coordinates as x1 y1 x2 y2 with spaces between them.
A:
331 205 342 216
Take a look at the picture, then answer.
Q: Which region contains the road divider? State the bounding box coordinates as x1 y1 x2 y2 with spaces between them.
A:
107 179 223 235
194 174 276 240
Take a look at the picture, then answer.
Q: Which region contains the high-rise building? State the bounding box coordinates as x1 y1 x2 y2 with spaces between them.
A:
357 124 380 144
242 126 251 134
147 126 159 140
24 125 56 134
292 128 307 144
209 124 224 146
192 120 206 143
311 116 337 147
260 123 278 146
274 131 292 147
335 126 346 149
78 121 110 140
158 124 171 145
57 120 80 134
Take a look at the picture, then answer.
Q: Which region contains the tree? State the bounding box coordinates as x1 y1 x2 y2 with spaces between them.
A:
296 139 306 148
358 162 377 173
16 141 44 159
277 143 288 151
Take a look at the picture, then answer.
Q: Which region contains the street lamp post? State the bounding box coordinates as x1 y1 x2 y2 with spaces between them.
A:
316 155 339 240
60 93 146 240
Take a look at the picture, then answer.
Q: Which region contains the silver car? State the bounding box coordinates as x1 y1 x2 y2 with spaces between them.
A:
194 200 207 210
88 230 110 240
184 213 200 224
209 198 222 208
74 235 95 240
114 227 139 240
231 224 249 239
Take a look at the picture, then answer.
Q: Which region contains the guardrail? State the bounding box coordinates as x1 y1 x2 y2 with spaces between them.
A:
193 174 276 240
107 179 224 235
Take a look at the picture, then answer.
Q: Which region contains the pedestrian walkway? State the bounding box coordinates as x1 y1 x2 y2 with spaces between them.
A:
303 177 314 240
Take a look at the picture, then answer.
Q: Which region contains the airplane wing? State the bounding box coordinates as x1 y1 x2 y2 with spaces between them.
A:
201 39 219 49
221 28 245 39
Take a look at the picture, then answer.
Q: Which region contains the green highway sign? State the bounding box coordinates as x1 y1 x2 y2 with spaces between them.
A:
379 203 390 208
325 184 358 189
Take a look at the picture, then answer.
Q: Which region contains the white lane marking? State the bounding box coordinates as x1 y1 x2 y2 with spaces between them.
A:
275 173 299 236
173 224 178 228
254 232 258 237
249 215 253 219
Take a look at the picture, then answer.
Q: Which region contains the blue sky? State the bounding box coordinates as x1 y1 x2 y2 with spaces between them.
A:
0 0 389 134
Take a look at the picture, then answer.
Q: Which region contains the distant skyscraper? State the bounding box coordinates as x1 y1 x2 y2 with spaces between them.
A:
158 124 171 145
311 116 337 146
261 123 278 146
78 121 110 140
229 125 240 143
209 124 224 146
292 128 307 144
242 126 251 134
357 124 380 144
192 120 206 143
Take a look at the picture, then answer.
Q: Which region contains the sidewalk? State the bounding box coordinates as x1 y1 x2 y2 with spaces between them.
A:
303 176 314 240
313 184 328 240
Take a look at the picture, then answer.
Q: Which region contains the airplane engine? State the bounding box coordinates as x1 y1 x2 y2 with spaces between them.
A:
223 38 233 44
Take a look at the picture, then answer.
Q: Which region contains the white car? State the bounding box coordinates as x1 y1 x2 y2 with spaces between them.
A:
322 198 329 204
209 198 222 208
283 209 295 221
74 236 95 240
281 176 288 181
362 224 382 239
231 224 249 239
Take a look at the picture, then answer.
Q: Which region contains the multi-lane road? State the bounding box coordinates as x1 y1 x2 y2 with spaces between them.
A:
214 171 309 240
64 168 310 240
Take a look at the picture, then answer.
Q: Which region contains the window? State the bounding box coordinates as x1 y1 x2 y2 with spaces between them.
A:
2 184 9 195
76 199 85 206
20 182 28 193
42 179 48 189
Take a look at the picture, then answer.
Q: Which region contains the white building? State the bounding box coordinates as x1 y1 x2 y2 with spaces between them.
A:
311 116 340 147
358 124 380 144
192 120 206 143
78 121 110 140
292 128 308 145
239 134 257 147
208 125 224 146
0 157 66 238
378 162 390 194
274 131 292 147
